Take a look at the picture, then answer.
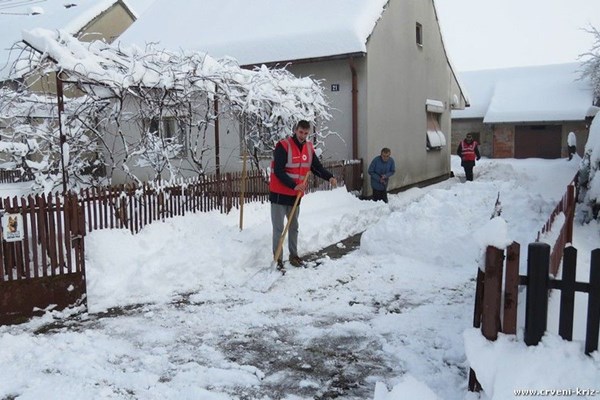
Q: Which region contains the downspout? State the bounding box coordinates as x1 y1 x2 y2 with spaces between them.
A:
214 96 220 177
349 57 359 160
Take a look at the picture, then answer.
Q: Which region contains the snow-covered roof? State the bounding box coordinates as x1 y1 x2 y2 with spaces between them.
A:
118 0 389 66
452 63 598 123
0 0 123 81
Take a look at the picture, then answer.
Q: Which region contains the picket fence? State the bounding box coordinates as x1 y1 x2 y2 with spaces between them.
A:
78 159 362 234
0 159 362 324
0 169 35 184
468 175 598 392
0 193 86 325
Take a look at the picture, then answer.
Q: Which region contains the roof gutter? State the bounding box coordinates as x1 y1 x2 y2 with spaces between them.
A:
241 52 366 69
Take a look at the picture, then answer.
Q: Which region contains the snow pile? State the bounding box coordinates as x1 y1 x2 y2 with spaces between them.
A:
0 157 597 399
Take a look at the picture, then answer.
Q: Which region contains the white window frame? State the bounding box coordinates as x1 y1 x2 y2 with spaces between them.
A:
425 100 446 150
416 22 423 47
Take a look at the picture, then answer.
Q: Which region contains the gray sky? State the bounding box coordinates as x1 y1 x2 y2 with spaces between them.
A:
435 0 600 71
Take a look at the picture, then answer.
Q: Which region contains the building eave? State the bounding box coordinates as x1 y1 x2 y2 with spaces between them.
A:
241 52 366 69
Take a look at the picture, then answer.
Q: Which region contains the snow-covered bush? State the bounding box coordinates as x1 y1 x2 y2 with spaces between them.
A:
578 26 600 221
578 115 600 221
0 88 104 192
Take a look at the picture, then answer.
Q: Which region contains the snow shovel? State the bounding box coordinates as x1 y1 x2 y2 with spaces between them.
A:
246 172 311 292
272 171 311 269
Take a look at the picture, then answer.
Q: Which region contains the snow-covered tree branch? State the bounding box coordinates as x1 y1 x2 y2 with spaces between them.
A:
580 25 600 102
3 28 332 190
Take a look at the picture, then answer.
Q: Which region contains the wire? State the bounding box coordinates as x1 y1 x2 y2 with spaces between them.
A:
0 0 47 12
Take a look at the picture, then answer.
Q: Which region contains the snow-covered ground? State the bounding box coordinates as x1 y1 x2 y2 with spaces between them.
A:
0 156 598 400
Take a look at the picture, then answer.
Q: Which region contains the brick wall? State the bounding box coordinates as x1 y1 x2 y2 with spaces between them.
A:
492 125 514 158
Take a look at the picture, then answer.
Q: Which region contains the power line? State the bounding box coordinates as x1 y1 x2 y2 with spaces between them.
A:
0 0 46 12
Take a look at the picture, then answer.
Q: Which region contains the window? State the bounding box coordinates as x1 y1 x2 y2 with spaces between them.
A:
148 117 187 156
416 22 423 47
239 116 279 159
425 100 446 150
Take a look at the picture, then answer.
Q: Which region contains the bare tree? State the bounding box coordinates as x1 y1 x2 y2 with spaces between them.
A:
580 25 600 103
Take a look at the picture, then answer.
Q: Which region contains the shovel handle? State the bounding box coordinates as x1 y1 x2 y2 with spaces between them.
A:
273 172 311 263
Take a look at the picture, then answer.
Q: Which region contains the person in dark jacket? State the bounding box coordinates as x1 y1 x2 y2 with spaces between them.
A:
368 147 395 203
456 133 481 181
270 120 337 270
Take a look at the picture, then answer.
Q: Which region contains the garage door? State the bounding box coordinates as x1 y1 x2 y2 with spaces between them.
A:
514 125 562 159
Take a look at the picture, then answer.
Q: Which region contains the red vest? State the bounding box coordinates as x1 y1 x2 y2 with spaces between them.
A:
461 140 478 162
270 137 314 197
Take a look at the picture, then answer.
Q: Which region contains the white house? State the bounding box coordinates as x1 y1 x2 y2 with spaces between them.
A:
0 0 138 86
118 0 468 194
0 0 142 178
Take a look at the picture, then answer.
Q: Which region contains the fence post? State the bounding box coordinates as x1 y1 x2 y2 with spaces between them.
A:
503 242 520 334
482 246 504 341
468 267 486 392
524 242 550 346
585 249 600 355
565 185 575 244
558 246 577 341
225 172 233 213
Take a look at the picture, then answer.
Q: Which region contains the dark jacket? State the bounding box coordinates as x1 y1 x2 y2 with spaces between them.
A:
368 155 395 191
269 136 333 206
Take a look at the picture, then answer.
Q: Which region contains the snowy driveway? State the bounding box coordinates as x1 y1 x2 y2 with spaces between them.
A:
0 157 580 399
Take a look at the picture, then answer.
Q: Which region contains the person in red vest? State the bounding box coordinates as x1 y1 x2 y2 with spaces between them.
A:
270 120 337 271
456 133 481 181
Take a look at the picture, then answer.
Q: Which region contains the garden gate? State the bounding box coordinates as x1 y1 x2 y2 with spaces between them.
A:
0 193 86 325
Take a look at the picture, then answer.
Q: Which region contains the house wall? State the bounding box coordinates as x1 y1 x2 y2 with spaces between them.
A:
452 119 590 160
491 124 515 158
451 119 493 157
188 58 365 178
103 96 222 183
25 2 135 95
287 58 366 163
363 0 453 194
77 2 135 44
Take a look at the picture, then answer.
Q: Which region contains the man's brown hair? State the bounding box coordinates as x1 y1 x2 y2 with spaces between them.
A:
296 120 311 130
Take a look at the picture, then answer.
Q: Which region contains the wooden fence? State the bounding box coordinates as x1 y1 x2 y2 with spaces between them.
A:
0 159 361 324
469 243 600 391
0 169 35 184
79 159 362 235
536 175 577 275
0 193 86 325
468 176 597 392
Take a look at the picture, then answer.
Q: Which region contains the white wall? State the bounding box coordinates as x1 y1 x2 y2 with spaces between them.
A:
364 0 454 193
